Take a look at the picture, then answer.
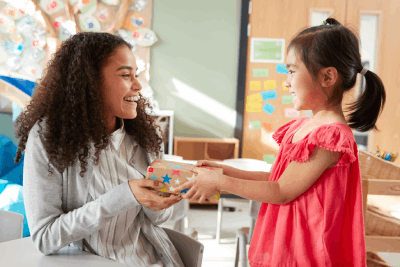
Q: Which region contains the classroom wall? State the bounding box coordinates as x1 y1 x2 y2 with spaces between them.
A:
150 0 241 138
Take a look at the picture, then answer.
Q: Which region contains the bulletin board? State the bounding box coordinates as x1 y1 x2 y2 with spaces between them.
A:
0 0 155 88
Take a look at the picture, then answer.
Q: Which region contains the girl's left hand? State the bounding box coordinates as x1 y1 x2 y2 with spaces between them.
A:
171 167 222 203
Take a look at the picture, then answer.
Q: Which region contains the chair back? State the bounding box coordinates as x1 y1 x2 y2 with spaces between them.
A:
163 227 204 267
249 200 261 239
0 210 24 243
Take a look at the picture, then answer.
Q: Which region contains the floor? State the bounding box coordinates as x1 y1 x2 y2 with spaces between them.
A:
160 198 400 267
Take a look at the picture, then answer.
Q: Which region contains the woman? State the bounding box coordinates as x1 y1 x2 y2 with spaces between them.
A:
14 32 184 267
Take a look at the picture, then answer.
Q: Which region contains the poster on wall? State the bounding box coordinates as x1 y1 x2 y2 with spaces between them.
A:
250 38 285 63
151 110 174 155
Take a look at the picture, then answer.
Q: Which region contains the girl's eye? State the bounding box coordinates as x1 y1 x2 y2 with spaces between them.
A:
122 74 130 78
288 70 294 74
135 74 139 78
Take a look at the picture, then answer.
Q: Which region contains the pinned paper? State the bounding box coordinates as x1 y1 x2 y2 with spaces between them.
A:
262 123 271 131
282 81 288 90
40 0 65 15
282 95 294 104
250 81 261 91
246 102 262 112
123 12 146 31
276 64 288 74
284 108 300 118
253 68 269 77
247 93 262 103
263 155 276 164
78 15 101 32
249 120 262 130
94 4 112 24
261 90 277 101
264 80 277 90
130 0 148 11
101 0 120 6
79 0 97 15
132 28 157 47
262 102 275 115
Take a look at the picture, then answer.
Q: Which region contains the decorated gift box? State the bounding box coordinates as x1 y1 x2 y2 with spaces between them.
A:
145 159 221 202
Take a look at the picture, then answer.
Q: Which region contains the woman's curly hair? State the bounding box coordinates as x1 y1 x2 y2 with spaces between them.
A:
14 32 163 177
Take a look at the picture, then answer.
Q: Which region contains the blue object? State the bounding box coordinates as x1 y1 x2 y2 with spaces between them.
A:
261 90 277 101
276 64 288 74
0 136 19 178
0 75 36 97
262 102 275 115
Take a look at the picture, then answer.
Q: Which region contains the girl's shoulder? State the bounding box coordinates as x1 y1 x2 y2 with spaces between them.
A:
272 117 308 145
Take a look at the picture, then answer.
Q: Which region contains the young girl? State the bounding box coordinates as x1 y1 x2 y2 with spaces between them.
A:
173 18 386 266
15 32 184 267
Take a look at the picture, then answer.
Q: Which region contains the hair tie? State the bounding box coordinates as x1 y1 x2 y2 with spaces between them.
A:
360 68 368 76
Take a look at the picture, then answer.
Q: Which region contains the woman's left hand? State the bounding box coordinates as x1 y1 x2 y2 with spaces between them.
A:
171 167 223 203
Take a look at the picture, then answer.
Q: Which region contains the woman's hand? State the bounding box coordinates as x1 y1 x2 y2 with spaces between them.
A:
171 167 223 203
129 179 182 211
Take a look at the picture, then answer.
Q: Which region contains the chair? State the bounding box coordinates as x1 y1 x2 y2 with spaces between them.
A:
162 227 204 267
234 200 261 267
0 209 24 243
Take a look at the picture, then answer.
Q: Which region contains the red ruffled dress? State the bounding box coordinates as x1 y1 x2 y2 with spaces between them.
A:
248 117 366 267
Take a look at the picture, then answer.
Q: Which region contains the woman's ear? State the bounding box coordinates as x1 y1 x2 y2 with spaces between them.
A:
318 67 338 87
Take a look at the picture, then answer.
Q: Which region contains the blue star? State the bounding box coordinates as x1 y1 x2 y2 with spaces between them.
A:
180 188 189 194
150 174 158 180
162 174 172 184
173 166 182 169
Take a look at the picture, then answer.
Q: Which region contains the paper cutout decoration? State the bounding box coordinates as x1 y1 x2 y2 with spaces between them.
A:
0 46 7 64
249 120 262 130
101 0 119 6
39 0 65 15
94 4 112 25
253 68 269 77
9 41 24 56
284 108 300 118
264 80 277 90
250 38 285 63
130 0 147 11
123 12 146 32
262 102 275 115
16 17 35 37
250 81 261 91
0 14 16 33
132 28 157 47
262 123 271 131
263 155 276 164
78 14 101 32
22 47 46 63
275 64 288 74
282 81 288 90
18 63 43 80
246 102 262 112
247 93 262 103
1 4 25 21
118 29 137 52
31 34 47 50
261 90 277 101
282 95 294 104
78 0 97 15
6 55 22 71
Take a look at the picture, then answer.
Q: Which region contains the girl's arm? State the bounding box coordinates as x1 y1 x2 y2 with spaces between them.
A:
222 165 271 181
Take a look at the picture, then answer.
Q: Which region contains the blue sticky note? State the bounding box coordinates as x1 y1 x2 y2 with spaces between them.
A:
261 90 277 101
276 64 288 74
262 102 275 115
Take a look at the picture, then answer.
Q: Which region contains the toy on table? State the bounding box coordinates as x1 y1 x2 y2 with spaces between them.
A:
371 146 398 162
145 159 222 202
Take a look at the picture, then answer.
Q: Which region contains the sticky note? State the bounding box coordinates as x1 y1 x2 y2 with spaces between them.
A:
253 68 269 77
282 95 294 104
263 155 276 164
250 81 261 90
284 108 300 118
249 120 262 130
282 81 288 90
262 102 275 115
276 64 288 74
247 93 262 103
262 123 271 131
261 90 277 101
264 80 277 90
246 102 262 112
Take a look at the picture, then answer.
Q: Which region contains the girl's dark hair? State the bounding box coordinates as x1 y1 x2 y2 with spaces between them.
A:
14 32 163 176
288 17 386 132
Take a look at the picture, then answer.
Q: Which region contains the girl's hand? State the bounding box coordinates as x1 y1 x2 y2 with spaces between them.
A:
171 167 223 203
196 160 223 169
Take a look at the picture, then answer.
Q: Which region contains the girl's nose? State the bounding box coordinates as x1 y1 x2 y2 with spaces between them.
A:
284 80 290 88
133 79 142 92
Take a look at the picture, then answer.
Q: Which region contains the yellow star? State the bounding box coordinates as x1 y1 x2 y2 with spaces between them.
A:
160 187 167 192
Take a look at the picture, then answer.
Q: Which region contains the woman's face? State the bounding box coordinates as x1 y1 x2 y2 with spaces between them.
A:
100 45 142 131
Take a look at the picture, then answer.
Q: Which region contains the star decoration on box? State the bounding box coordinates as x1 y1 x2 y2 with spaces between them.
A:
150 174 158 180
173 166 182 169
162 174 172 184
174 179 180 185
148 167 154 172
172 169 180 176
180 188 189 194
186 174 195 181
160 187 167 192
169 186 174 191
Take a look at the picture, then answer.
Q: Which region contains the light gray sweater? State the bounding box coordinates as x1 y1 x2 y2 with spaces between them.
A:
23 120 184 266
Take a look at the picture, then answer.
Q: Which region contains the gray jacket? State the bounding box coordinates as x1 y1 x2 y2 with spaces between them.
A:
23 121 184 266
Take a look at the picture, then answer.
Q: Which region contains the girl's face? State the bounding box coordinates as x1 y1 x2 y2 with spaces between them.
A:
100 45 142 131
284 49 327 112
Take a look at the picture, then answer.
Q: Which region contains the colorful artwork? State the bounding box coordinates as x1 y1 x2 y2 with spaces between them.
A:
261 90 277 101
123 12 146 32
252 68 269 77
250 81 261 91
39 0 65 15
78 15 101 32
130 0 147 11
132 28 157 47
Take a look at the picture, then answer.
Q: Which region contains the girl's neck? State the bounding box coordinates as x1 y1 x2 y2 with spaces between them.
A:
309 104 346 124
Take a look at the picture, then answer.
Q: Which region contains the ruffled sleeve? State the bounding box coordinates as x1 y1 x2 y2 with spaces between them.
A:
272 119 299 145
284 124 357 165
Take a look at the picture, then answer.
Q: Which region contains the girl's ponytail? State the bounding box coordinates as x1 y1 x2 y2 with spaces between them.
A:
346 70 386 132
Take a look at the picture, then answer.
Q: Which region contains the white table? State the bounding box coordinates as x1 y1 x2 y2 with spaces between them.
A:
0 237 126 266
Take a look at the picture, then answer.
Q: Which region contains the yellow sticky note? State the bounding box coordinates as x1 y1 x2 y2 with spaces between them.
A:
250 81 262 90
247 93 262 103
282 81 288 90
264 80 277 90
246 102 262 112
